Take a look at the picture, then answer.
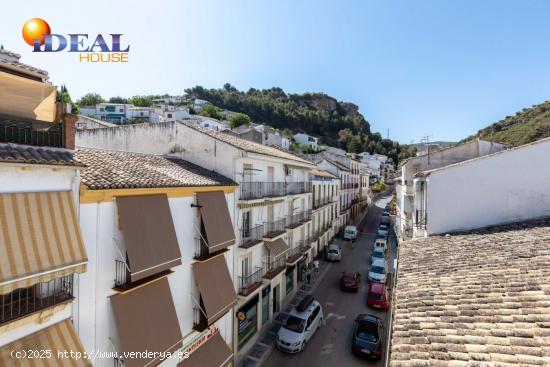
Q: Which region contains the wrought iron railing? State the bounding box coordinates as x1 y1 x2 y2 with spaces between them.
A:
265 218 286 237
266 182 286 197
239 267 264 295
240 182 265 200
286 181 312 195
114 260 131 288
0 275 73 325
263 255 287 278
240 224 265 248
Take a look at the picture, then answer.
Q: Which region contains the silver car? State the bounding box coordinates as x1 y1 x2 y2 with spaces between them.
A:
368 258 387 283
326 244 342 261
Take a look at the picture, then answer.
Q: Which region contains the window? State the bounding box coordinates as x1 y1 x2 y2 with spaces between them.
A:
167 113 173 118
243 211 251 237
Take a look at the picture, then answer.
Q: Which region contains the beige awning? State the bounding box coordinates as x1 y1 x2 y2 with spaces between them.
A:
196 191 235 252
110 277 183 367
193 254 238 325
265 238 289 258
178 332 232 367
0 191 87 295
0 319 92 366
116 194 182 282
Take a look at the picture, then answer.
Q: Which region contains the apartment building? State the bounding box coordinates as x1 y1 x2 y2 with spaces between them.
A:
0 50 89 365
75 121 315 363
310 169 340 256
395 139 506 239
315 158 352 228
75 148 238 367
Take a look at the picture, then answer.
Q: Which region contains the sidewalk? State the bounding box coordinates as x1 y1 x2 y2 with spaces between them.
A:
238 259 332 367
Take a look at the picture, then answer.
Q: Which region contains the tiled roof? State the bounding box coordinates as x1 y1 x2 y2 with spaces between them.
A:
181 122 313 166
311 168 338 179
76 148 236 190
391 219 550 367
0 143 84 167
0 59 49 80
324 158 350 171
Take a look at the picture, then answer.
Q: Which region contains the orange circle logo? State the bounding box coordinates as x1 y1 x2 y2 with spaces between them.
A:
22 18 51 46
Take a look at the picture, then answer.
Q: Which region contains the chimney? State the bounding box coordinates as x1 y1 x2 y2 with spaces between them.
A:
63 114 78 150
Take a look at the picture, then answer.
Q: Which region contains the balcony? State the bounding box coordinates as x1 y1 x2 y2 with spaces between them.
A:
298 238 311 253
313 198 331 209
286 181 312 195
286 210 311 229
264 218 287 239
193 306 208 332
0 275 73 326
238 267 264 296
239 181 312 201
263 256 287 279
286 245 304 264
240 224 265 249
311 230 321 242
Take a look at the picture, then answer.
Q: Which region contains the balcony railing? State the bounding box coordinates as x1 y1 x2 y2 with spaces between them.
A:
239 181 312 200
266 182 286 197
238 267 264 296
264 218 286 238
115 260 131 288
240 182 265 200
286 181 312 195
193 306 208 332
286 245 304 264
240 224 265 248
0 275 73 326
263 256 287 279
313 198 330 209
301 210 311 222
311 230 321 242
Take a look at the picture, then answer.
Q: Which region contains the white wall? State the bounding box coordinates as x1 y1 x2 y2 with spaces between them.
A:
78 192 236 367
425 139 550 235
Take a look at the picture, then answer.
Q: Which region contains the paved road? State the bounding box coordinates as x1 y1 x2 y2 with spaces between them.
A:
264 193 396 367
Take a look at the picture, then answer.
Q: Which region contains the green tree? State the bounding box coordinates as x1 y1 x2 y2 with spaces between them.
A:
76 93 104 106
57 84 79 114
128 95 153 107
347 135 362 153
109 96 128 104
229 113 251 128
200 104 222 119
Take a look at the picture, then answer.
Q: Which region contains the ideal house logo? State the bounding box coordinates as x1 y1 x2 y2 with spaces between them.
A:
21 18 129 63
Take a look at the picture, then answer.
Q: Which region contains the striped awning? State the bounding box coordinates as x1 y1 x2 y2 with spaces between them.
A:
0 319 91 366
0 192 88 294
265 238 289 258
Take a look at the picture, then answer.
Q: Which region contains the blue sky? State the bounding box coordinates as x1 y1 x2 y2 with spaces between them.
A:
2 0 550 143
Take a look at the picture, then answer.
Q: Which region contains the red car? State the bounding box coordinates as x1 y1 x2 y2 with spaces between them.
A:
367 282 389 310
340 271 360 292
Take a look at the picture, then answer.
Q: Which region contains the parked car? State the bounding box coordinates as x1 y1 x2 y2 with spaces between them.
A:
326 244 342 261
351 314 384 359
340 271 361 292
344 225 358 240
368 259 387 283
367 282 389 310
377 224 388 238
374 237 387 252
277 295 323 353
381 213 391 225
370 247 385 264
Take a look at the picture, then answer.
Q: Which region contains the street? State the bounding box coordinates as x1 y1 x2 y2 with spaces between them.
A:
264 193 396 367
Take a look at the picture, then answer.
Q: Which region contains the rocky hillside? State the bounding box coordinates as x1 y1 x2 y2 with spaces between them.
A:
185 84 411 163
463 101 550 146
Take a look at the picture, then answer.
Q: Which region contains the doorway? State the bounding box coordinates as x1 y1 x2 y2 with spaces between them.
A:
273 285 280 313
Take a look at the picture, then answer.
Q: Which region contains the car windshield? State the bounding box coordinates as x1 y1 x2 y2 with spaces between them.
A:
356 321 379 342
369 292 383 300
371 266 385 274
328 249 338 254
284 315 306 333
372 252 384 258
343 275 356 282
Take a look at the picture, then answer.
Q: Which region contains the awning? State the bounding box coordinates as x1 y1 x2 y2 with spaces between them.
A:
265 238 289 258
0 319 91 366
178 332 232 367
0 191 87 295
110 277 183 367
196 191 235 252
116 194 182 282
192 254 238 325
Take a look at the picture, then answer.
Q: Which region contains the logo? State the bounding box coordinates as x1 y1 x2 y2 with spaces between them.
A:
237 311 247 321
21 18 130 63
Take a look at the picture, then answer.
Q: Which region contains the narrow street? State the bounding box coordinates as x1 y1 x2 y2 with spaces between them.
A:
264 192 396 367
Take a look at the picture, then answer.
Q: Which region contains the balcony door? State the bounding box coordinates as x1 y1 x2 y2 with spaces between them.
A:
241 256 251 277
243 211 251 237
244 163 253 182
267 204 274 223
267 166 274 182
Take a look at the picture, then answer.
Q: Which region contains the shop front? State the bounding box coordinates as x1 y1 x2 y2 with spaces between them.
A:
237 295 259 349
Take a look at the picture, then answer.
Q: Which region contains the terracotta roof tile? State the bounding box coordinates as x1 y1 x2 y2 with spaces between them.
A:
0 143 83 167
76 148 236 190
390 219 550 366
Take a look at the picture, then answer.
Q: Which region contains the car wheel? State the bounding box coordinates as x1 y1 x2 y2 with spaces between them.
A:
302 340 307 351
318 318 323 328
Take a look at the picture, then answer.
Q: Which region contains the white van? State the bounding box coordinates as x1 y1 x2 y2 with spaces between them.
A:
374 237 387 252
344 225 358 240
277 295 323 353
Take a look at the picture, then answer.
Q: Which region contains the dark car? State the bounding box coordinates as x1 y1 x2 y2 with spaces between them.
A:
340 271 360 292
351 314 383 359
367 282 389 310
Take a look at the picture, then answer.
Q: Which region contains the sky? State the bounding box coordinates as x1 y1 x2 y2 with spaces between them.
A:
2 0 550 143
